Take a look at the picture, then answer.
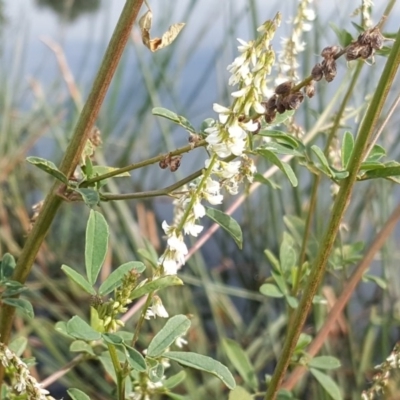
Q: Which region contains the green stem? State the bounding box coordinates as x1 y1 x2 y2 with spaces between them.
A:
83 140 206 186
108 343 125 400
292 62 363 297
265 28 400 400
100 168 204 201
0 0 144 385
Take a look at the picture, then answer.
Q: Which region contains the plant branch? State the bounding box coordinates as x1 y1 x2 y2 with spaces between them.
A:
0 0 144 385
282 201 400 391
100 168 204 201
83 140 206 186
264 27 400 400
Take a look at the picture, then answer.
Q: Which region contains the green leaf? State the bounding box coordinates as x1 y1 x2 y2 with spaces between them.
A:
2 281 26 297
362 166 400 180
99 261 146 295
66 316 101 341
310 368 342 400
26 156 68 184
258 130 300 148
164 351 236 390
229 386 253 400
149 362 165 382
3 298 34 319
329 23 353 47
271 271 288 295
164 371 187 390
362 274 387 289
280 233 296 274
253 173 281 189
70 340 95 356
73 188 100 208
341 131 354 169
92 165 130 178
311 145 334 177
260 283 284 298
263 142 304 157
222 338 258 391
294 333 312 353
258 149 298 187
366 144 386 162
124 345 147 371
264 249 281 272
61 265 95 295
130 275 183 300
270 110 295 125
177 115 196 133
9 337 27 357
147 315 191 357
152 107 180 123
54 321 73 338
0 253 16 279
85 210 109 285
285 295 298 309
102 333 124 345
359 161 384 171
67 388 91 400
308 356 341 370
205 208 243 249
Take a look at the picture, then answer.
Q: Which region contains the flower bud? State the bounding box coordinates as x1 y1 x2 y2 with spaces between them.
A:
311 63 323 81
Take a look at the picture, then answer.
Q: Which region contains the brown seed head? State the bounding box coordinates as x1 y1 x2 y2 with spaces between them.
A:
169 156 182 172
311 63 324 81
265 110 276 124
275 97 286 114
286 92 304 110
265 94 277 111
345 43 362 61
275 81 293 96
321 45 340 58
304 82 315 98
322 59 337 82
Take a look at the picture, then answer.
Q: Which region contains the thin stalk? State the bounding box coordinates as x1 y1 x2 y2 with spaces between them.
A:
292 62 363 296
108 343 125 400
265 28 400 400
0 0 144 385
83 140 206 186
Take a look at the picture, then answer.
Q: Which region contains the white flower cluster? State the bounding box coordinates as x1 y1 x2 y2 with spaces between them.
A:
278 0 315 81
351 0 374 29
157 16 280 277
0 343 53 399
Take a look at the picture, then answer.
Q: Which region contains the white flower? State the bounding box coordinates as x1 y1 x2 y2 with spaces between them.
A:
193 200 206 219
175 335 188 348
203 178 223 205
183 220 203 237
167 233 188 256
145 296 169 319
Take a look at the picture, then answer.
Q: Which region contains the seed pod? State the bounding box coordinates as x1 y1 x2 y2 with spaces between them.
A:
370 29 384 50
169 156 182 172
323 59 337 82
359 45 373 59
304 82 315 98
275 81 293 96
159 154 171 169
265 94 277 111
345 44 362 61
265 110 276 123
311 63 324 81
358 31 372 46
275 97 286 114
286 92 304 110
321 45 340 58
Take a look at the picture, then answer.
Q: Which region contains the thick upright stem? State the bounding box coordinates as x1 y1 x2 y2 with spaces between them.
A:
265 28 400 400
0 0 144 383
